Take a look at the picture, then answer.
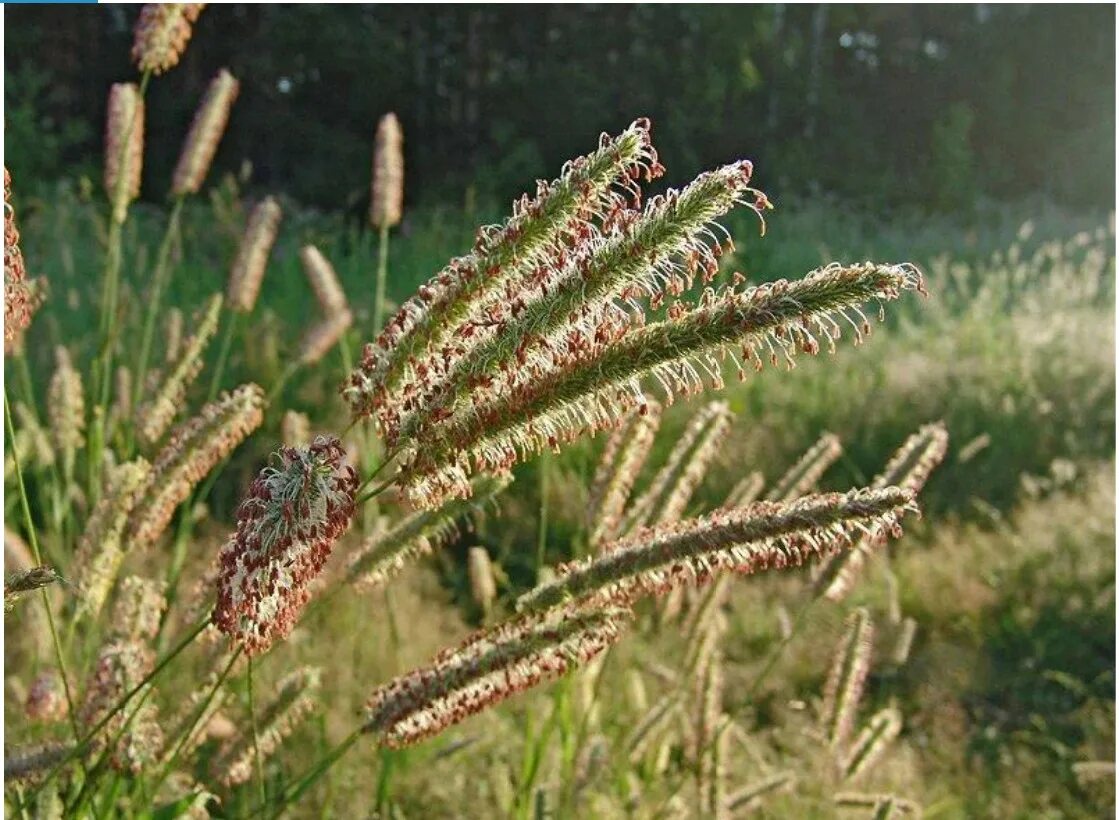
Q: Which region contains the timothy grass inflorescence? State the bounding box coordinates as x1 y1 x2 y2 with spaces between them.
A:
172 68 239 196
370 112 404 229
131 3 204 75
104 83 144 223
228 197 282 313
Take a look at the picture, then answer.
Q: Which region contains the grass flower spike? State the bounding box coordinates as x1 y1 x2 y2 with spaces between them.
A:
370 112 404 229
228 196 282 313
766 432 842 501
363 607 632 747
820 607 874 749
136 293 223 444
172 68 239 195
402 262 924 507
213 436 359 655
104 83 144 223
587 400 662 548
518 487 917 615
300 245 350 314
132 3 205 75
127 384 266 551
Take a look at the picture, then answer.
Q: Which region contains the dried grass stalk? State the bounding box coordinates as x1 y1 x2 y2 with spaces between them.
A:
840 707 903 781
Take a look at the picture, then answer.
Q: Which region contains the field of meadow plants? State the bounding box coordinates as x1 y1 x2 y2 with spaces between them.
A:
3 5 1115 819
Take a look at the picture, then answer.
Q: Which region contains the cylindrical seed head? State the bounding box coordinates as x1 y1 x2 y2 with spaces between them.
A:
299 245 350 314
131 4 205 75
228 197 282 313
172 68 240 195
370 112 404 228
104 83 144 223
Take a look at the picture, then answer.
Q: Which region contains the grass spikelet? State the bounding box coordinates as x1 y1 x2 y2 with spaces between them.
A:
518 487 916 615
72 458 150 621
79 639 158 766
172 68 240 195
112 366 134 428
4 168 33 352
725 770 796 812
10 403 54 470
213 436 357 656
136 293 223 444
467 546 498 617
298 308 353 365
47 346 85 472
3 742 73 785
228 197 282 313
26 670 68 723
131 3 204 75
343 119 661 424
346 473 511 590
587 399 662 548
820 607 875 749
723 471 764 508
818 422 948 601
624 400 733 532
127 384 266 551
402 262 924 508
363 607 632 747
4 566 60 613
111 575 167 643
300 245 350 314
841 707 903 782
281 410 311 447
104 83 144 223
370 112 404 229
215 667 321 787
765 431 842 501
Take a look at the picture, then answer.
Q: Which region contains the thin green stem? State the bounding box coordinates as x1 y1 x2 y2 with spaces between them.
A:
207 308 241 402
132 195 186 411
248 655 267 806
152 646 241 795
372 224 390 335
4 390 81 742
258 729 362 819
265 361 302 405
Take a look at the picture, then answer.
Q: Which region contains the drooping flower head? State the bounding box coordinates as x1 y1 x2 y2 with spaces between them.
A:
214 436 359 655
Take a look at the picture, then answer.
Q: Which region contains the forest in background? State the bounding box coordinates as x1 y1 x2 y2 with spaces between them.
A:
5 4 1116 215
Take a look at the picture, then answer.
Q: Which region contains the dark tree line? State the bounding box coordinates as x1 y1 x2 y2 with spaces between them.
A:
5 4 1115 213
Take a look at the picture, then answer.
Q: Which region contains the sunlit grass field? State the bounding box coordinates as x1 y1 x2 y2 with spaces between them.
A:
6 177 1114 817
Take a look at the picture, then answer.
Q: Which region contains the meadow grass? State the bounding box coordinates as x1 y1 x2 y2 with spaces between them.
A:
5 169 1114 817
